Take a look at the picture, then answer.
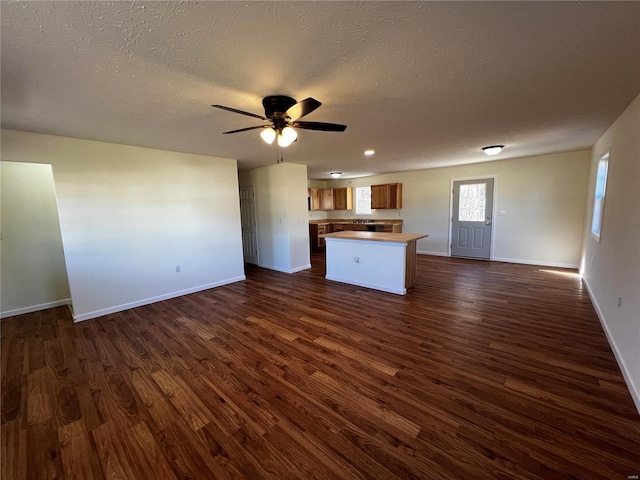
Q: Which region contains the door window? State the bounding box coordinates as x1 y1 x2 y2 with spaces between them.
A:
458 183 486 222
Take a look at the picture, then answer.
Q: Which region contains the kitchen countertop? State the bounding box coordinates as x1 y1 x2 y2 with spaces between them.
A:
319 231 427 243
309 219 403 225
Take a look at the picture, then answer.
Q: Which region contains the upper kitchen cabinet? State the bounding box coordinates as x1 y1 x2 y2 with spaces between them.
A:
388 183 402 208
322 188 334 210
333 187 353 211
371 183 402 209
309 188 322 211
309 187 353 211
371 184 388 209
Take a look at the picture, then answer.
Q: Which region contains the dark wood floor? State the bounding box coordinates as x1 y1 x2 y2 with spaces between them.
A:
2 253 639 479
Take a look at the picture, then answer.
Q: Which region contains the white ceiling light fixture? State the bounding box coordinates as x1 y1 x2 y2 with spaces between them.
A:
330 172 342 178
260 127 277 144
260 126 297 147
364 149 375 156
277 126 298 147
482 145 504 156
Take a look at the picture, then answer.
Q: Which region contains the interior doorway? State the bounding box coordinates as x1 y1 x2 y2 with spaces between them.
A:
0 161 71 317
239 184 258 265
451 177 494 259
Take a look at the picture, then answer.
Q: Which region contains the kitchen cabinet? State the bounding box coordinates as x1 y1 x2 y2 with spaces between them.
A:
388 183 402 209
321 232 428 294
371 184 388 209
311 221 403 249
371 183 402 209
333 187 353 210
309 223 336 250
344 224 367 231
308 187 353 211
309 188 322 211
322 189 334 210
333 223 401 233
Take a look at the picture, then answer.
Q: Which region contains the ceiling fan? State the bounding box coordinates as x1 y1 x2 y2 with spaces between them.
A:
211 95 347 147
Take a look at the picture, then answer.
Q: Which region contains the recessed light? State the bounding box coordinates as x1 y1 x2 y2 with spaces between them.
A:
330 172 342 178
482 145 504 156
364 149 375 156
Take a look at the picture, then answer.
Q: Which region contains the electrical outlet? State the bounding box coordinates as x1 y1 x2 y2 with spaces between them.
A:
617 296 622 308
354 257 359 263
176 265 181 273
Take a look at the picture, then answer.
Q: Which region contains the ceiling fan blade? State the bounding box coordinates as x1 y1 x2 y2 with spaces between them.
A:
292 121 347 132
285 97 322 121
223 125 268 134
212 104 267 120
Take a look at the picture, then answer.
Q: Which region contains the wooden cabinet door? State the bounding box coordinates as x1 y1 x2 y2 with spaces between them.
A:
389 183 402 209
371 183 402 209
317 224 326 247
309 188 322 211
309 223 328 250
333 187 353 210
322 189 334 210
347 224 367 231
371 184 389 209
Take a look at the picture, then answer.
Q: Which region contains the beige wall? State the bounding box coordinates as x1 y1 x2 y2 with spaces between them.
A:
327 150 590 268
1 161 71 317
1 129 245 321
580 93 640 412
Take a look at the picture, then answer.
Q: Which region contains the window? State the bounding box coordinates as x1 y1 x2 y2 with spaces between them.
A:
591 151 609 242
355 186 371 214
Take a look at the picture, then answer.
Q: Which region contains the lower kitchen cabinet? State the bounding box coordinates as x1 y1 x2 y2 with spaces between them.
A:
309 223 329 250
310 221 402 250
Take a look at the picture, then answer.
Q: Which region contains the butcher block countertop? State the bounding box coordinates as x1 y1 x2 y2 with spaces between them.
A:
308 219 403 225
319 231 427 243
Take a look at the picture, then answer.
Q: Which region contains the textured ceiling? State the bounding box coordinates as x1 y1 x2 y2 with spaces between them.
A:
2 1 639 179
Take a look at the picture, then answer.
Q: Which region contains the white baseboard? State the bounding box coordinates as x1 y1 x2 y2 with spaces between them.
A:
417 251 578 269
491 256 578 269
257 263 311 274
290 264 312 273
72 276 246 323
583 278 640 415
417 250 449 257
325 275 406 295
1 298 72 319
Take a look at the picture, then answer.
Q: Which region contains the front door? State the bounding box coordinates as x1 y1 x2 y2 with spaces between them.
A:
239 184 258 265
451 178 494 259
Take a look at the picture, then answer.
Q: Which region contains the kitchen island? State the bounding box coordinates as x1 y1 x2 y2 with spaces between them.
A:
319 231 428 295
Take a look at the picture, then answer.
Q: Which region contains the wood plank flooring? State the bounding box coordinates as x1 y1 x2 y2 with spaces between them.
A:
2 253 639 479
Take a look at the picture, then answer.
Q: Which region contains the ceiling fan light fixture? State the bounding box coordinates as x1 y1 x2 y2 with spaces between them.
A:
277 126 297 147
260 127 277 144
482 145 504 156
330 172 342 178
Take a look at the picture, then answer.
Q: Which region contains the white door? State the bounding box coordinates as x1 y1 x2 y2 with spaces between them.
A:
451 178 494 259
239 185 258 265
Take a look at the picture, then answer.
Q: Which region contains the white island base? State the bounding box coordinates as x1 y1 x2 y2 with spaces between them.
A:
320 232 428 295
